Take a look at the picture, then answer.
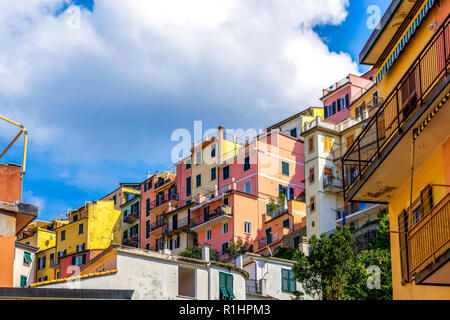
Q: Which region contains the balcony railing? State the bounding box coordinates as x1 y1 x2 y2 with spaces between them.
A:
152 193 179 209
166 216 191 233
149 219 168 232
246 279 264 295
123 234 139 246
123 212 139 223
407 192 450 276
342 15 450 198
190 205 233 227
266 206 289 220
323 176 343 191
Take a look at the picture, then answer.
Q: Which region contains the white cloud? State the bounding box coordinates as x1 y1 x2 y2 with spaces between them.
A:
0 0 359 189
22 190 46 212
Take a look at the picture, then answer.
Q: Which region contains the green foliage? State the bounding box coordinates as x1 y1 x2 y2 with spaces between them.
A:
224 239 251 261
267 194 287 213
292 211 393 300
179 244 219 262
272 246 296 260
292 227 355 300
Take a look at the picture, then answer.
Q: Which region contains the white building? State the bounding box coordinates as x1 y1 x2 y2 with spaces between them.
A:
242 252 313 300
31 244 247 300
301 116 386 243
13 241 38 288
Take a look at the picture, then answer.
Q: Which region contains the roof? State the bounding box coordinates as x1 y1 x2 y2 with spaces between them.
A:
359 0 425 65
244 253 296 266
0 201 38 235
30 269 119 288
266 107 322 130
15 241 39 252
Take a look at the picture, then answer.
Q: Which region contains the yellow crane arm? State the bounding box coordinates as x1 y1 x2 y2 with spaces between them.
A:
0 115 28 174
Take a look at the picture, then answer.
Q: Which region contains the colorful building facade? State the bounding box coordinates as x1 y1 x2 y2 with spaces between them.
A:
342 0 450 299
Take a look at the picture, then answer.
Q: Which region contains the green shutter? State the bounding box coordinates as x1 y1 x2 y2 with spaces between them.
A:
281 270 296 293
24 252 33 263
226 274 235 299
82 254 86 265
72 256 76 265
219 272 229 298
281 269 288 291
20 276 27 288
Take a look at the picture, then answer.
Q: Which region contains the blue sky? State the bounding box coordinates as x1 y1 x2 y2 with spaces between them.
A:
0 0 390 221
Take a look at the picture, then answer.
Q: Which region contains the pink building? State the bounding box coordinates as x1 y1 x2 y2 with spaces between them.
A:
321 71 375 124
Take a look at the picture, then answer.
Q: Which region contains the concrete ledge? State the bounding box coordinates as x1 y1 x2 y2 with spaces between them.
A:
0 287 134 300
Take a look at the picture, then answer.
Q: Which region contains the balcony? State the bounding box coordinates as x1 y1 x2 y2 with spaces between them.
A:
408 192 450 285
123 212 139 224
246 279 265 296
266 206 289 220
123 234 139 247
49 260 59 269
150 193 179 213
190 206 233 231
323 176 343 193
165 216 191 234
342 16 450 202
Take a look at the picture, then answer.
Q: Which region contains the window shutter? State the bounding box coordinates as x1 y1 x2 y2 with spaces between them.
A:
332 101 336 114
324 106 328 118
398 210 410 283
82 254 86 265
345 94 350 108
420 184 433 215
337 98 342 111
72 256 76 266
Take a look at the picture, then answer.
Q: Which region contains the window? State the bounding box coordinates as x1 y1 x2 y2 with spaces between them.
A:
146 198 151 216
222 242 229 255
308 137 314 153
76 243 86 252
23 252 32 264
312 221 315 227
346 135 354 150
279 185 294 200
223 166 230 180
244 156 250 171
186 177 191 196
283 218 290 229
324 136 333 152
61 230 66 241
211 144 216 158
281 269 296 293
38 256 46 270
145 220 151 238
290 128 297 138
211 167 216 181
337 94 349 111
219 272 235 300
73 214 78 222
20 276 27 288
244 221 252 235
244 181 251 194
281 161 290 176
175 235 180 249
185 159 191 170
196 174 202 187
78 223 84 234
206 229 212 241
178 267 196 298
222 222 229 234
72 254 86 266
223 197 229 206
308 167 315 183
145 243 150 250
308 197 315 212
266 203 271 215
113 195 117 205
196 151 201 165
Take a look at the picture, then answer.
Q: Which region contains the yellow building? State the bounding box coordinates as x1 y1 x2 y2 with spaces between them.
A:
38 200 122 280
342 0 450 299
17 219 69 283
191 126 243 199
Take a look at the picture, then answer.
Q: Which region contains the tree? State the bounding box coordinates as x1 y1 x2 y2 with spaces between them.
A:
292 226 355 300
223 239 251 262
179 244 219 262
272 246 296 260
343 210 392 300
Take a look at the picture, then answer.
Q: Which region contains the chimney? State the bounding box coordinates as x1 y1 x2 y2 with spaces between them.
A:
161 240 171 255
202 245 210 262
147 170 151 179
231 178 237 190
214 185 219 197
235 255 243 269
218 126 224 163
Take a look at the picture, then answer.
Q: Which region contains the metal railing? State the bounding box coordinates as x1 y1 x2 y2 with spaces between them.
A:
266 206 289 219
342 15 450 198
151 193 179 208
190 205 233 227
166 216 191 232
246 279 264 295
323 176 343 190
407 192 450 275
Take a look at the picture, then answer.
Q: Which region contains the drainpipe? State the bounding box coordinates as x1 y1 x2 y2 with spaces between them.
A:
409 133 416 220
